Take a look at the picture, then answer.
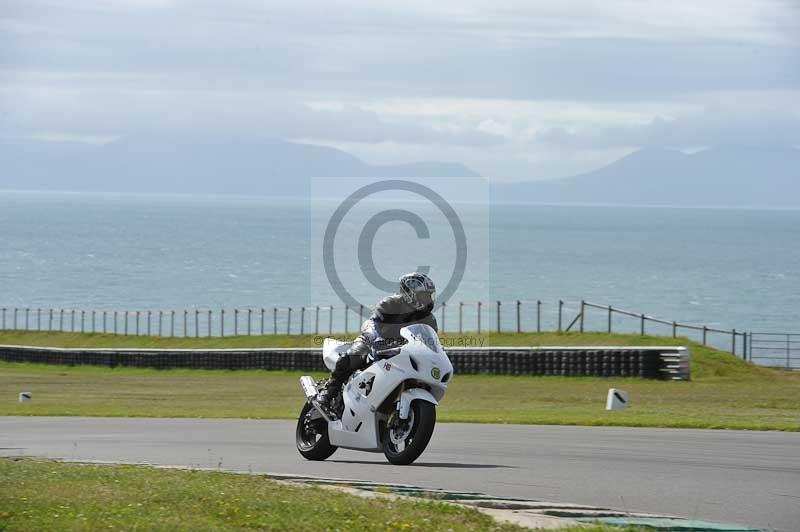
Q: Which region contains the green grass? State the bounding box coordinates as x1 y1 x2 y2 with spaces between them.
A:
1 331 798 430
0 457 528 531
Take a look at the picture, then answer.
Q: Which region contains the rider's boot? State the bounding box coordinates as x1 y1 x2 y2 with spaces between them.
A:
315 377 343 414
315 354 352 417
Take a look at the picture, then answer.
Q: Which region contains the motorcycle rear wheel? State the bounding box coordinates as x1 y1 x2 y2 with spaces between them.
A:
382 400 436 465
296 402 337 461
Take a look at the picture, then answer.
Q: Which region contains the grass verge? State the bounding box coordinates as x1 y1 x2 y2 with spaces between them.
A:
0 457 529 531
1 331 798 430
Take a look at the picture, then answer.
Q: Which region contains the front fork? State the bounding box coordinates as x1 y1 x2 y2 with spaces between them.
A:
396 381 406 413
384 382 407 433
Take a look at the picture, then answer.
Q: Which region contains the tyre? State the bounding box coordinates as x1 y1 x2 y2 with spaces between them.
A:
382 400 436 465
296 402 337 461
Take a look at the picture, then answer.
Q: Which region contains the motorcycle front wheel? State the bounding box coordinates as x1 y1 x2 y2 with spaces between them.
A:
296 402 337 461
382 400 436 465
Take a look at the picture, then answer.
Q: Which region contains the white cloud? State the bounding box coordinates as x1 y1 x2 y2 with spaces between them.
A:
0 86 505 146
534 107 800 149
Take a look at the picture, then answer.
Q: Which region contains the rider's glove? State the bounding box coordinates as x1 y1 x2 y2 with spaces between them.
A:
372 336 387 350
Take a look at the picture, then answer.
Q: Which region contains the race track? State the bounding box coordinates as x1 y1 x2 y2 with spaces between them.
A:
2 417 798 531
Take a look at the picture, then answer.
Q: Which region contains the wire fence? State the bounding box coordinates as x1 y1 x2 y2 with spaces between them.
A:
748 333 800 369
0 300 796 368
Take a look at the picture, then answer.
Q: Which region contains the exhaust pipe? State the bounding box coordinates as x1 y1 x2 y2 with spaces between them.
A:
300 376 318 399
300 376 334 422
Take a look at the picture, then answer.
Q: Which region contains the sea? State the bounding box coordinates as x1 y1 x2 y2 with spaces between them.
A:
1 190 798 347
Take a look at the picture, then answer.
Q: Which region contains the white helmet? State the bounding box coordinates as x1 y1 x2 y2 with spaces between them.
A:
399 272 436 310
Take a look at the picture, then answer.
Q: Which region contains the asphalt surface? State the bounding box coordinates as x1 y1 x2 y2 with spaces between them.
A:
2 417 798 531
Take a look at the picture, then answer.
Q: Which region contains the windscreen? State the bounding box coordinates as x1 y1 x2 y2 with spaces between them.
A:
402 324 442 353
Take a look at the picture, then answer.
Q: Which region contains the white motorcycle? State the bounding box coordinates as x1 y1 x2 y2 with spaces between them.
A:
296 323 453 465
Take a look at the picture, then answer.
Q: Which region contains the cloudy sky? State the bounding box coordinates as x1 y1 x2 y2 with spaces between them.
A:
1 0 798 180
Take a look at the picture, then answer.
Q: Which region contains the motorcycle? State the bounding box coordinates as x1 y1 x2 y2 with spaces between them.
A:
296 323 453 465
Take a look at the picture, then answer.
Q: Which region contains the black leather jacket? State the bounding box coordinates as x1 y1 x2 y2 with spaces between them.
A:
360 293 437 346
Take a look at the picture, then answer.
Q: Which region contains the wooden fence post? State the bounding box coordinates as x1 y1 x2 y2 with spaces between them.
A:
516 300 521 333
537 300 541 333
220 309 225 337
742 332 747 360
732 328 736 355
287 307 292 335
607 306 612 333
247 309 252 336
557 300 563 332
273 308 278 335
477 301 482 333
170 310 175 337
315 306 320 335
300 307 305 335
640 313 645 336
746 332 751 361
672 321 677 338
702 326 707 345
579 300 585 333
496 300 501 333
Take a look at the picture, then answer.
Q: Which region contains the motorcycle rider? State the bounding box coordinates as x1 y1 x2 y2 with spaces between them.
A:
316 272 438 412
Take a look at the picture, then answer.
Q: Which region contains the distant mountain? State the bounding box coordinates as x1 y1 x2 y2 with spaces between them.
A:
0 134 479 196
492 146 800 207
5 137 797 206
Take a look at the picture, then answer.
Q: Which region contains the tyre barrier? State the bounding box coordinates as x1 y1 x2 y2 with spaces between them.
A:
0 345 689 380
